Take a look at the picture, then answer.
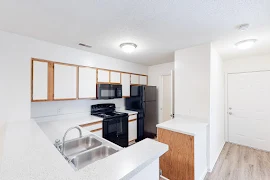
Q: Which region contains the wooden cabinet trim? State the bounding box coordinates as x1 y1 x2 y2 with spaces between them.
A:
76 66 79 99
32 58 147 76
48 62 54 101
128 119 137 122
80 121 103 127
90 128 102 132
129 139 136 143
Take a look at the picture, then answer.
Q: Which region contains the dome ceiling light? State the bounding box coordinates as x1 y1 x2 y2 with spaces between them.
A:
120 43 137 53
235 39 257 50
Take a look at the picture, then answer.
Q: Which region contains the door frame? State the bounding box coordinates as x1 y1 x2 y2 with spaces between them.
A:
160 71 174 123
225 70 270 142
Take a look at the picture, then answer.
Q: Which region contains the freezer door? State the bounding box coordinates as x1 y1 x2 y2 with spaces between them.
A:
144 86 156 102
144 101 157 135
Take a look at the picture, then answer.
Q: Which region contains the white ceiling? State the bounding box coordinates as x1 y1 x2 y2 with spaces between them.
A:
0 0 269 65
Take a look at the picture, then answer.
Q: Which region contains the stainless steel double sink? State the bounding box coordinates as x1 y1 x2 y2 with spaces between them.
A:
56 135 118 170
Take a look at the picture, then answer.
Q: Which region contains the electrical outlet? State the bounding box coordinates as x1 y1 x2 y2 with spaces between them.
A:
57 108 62 114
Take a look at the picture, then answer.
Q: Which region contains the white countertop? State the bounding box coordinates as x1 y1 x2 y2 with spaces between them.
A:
156 116 208 136
117 109 138 115
36 110 138 142
0 115 167 180
37 115 103 142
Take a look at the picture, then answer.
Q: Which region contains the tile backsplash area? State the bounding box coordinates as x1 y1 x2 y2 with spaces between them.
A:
31 98 125 118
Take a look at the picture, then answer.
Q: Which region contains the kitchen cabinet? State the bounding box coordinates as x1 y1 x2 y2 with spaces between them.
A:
97 69 110 83
139 75 147 85
121 73 131 97
30 58 148 102
110 71 121 84
32 60 49 101
78 67 96 99
80 121 103 137
54 63 77 100
128 114 138 142
92 129 103 137
131 74 139 85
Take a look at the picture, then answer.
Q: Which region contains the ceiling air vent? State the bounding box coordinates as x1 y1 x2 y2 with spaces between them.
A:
78 43 92 48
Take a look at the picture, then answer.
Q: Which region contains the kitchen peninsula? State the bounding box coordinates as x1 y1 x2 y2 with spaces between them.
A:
0 118 168 180
157 116 208 180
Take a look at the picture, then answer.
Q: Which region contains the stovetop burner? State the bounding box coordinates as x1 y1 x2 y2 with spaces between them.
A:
93 111 127 118
91 103 128 119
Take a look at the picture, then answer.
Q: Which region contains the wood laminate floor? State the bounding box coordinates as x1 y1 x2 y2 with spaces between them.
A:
205 143 270 180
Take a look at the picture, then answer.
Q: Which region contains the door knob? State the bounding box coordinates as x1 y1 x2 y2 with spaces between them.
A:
228 112 232 115
229 107 232 110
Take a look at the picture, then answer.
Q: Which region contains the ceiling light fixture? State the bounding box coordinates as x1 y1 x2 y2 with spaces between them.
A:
120 43 137 53
235 39 257 50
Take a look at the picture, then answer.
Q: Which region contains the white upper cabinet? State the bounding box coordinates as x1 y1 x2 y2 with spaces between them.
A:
78 67 96 99
110 71 121 84
121 73 130 97
32 60 48 101
54 64 77 99
97 69 110 83
139 76 147 85
131 74 139 84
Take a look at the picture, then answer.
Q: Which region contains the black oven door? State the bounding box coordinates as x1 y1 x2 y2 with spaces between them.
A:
103 115 128 147
97 84 114 99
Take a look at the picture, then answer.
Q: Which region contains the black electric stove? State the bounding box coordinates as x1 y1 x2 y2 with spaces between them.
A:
91 103 129 147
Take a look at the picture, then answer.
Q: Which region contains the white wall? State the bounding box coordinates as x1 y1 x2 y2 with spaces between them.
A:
224 53 270 140
224 53 270 73
148 62 174 123
0 30 148 122
174 44 210 122
174 44 225 173
32 99 124 118
209 47 225 171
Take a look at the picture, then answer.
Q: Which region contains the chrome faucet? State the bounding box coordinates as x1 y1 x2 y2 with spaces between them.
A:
62 126 82 156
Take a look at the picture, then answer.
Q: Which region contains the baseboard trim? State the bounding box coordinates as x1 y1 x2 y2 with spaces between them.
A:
208 141 225 172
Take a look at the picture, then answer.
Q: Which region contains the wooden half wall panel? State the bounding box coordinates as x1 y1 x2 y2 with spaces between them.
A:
157 128 194 180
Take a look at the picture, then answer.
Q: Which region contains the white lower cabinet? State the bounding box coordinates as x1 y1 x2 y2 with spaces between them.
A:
129 120 137 142
80 122 103 137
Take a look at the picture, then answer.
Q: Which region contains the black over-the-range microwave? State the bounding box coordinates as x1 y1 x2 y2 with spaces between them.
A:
97 84 122 99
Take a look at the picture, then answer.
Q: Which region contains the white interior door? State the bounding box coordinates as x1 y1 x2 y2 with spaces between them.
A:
228 71 270 151
161 75 172 122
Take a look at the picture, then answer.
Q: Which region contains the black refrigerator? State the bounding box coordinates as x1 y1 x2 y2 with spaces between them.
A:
125 85 157 141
